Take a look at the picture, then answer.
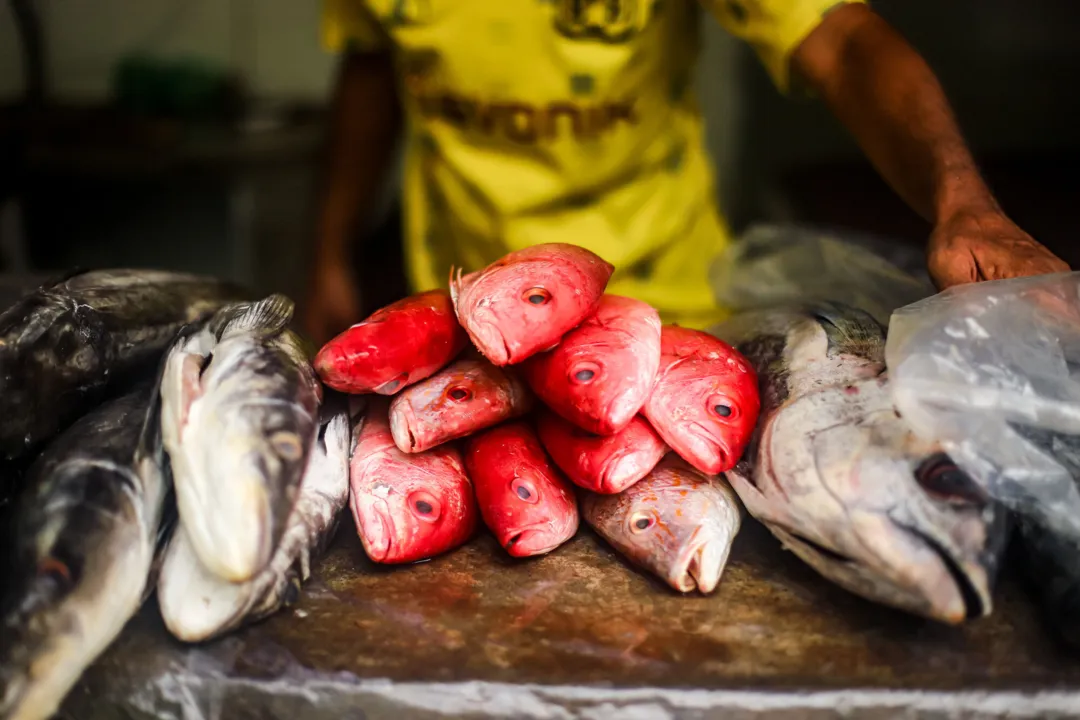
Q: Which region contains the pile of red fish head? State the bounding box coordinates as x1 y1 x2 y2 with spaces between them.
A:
642 325 761 476
387 356 534 454
464 421 580 558
449 243 614 367
536 409 669 495
313 289 467 395
521 294 662 436
348 398 479 565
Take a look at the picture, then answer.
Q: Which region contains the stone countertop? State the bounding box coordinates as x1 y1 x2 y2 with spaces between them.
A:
60 521 1080 720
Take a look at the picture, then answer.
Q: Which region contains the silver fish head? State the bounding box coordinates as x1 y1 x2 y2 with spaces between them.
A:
0 463 149 720
583 454 742 594
717 305 1008 624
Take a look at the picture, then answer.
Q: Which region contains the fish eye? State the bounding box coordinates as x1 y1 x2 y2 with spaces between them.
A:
569 361 600 385
708 394 738 421
915 454 986 505
270 431 304 461
408 491 442 522
37 556 73 592
522 287 551 306
511 477 540 504
629 511 656 533
446 386 472 402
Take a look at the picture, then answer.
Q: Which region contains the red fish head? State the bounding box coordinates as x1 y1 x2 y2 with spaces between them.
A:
352 451 479 564
388 357 533 453
449 243 614 366
465 422 580 557
522 294 661 435
645 326 761 474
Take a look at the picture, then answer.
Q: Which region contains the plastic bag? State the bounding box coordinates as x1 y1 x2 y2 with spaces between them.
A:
885 271 1080 538
709 223 936 327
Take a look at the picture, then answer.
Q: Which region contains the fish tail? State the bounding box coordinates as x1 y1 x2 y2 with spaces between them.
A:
218 293 296 340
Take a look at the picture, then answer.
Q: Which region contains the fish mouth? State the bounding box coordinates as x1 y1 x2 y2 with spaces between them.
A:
896 523 989 622
388 400 421 453
503 525 563 557
598 452 650 494
464 315 512 366
685 423 732 474
358 499 394 563
670 529 735 594
186 477 272 582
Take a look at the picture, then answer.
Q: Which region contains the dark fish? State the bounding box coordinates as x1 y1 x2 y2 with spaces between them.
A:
709 303 1009 624
0 382 171 720
0 268 246 465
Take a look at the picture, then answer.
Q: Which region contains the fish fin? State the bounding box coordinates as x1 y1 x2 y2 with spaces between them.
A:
806 301 885 359
217 293 296 340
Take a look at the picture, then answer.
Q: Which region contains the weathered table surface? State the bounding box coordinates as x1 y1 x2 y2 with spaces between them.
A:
60 519 1080 720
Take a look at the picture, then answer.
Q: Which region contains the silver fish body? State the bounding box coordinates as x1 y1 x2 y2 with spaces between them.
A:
0 383 170 720
160 294 322 583
708 303 1009 624
0 269 246 464
157 393 355 642
582 454 742 594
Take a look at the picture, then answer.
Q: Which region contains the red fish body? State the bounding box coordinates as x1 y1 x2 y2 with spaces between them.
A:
642 325 760 475
521 294 661 436
314 290 468 395
537 409 668 494
349 399 478 564
388 355 534 453
464 421 579 557
449 243 614 366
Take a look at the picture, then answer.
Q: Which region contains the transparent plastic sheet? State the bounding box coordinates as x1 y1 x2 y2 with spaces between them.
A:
885 272 1080 539
709 223 936 327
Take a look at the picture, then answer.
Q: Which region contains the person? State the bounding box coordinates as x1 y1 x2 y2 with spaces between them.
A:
304 0 1069 345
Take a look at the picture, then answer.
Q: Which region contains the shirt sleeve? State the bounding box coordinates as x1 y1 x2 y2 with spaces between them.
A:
700 0 868 94
321 0 390 53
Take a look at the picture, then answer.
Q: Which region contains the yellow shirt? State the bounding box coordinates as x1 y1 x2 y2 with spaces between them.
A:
322 0 865 329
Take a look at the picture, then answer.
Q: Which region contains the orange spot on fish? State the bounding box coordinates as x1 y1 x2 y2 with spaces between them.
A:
679 490 688 497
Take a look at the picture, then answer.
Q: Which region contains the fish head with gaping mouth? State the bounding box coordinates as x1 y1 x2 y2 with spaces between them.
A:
449 243 614 366
644 326 760 475
583 454 742 593
522 294 662 436
389 357 533 453
715 303 1008 624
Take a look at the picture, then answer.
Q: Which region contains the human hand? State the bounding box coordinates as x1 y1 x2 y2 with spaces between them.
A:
927 209 1070 291
303 262 362 347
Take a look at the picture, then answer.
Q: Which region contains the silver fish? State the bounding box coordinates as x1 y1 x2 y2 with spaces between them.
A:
582 454 742 594
0 383 170 720
157 393 355 642
160 294 322 583
0 269 246 465
708 302 1009 624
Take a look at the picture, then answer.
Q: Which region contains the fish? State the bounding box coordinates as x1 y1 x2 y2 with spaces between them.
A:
156 392 356 643
0 382 171 720
388 354 534 453
0 268 246 465
521 294 662 436
350 397 478 564
159 294 322 583
642 325 760 475
449 242 614 366
582 454 742 593
708 302 1010 624
464 421 579 557
312 289 468 395
536 409 668 494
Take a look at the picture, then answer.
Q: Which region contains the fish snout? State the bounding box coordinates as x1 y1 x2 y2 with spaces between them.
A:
356 496 393 562
502 526 563 557
599 452 650 494
388 400 421 453
675 528 736 594
465 317 512 366
313 344 345 384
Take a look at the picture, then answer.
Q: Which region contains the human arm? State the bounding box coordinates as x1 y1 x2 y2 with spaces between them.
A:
789 3 1067 288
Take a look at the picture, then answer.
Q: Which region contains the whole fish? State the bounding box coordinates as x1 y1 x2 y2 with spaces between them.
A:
313 289 468 395
156 393 355 642
521 294 661 436
537 409 668 494
0 268 245 465
464 421 579 557
160 294 322 583
0 383 170 720
350 398 478 564
642 325 760 475
450 243 614 366
582 454 742 593
708 302 1009 624
388 355 534 453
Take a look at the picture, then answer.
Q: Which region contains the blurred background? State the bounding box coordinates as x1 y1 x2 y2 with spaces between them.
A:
1 0 1078 309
